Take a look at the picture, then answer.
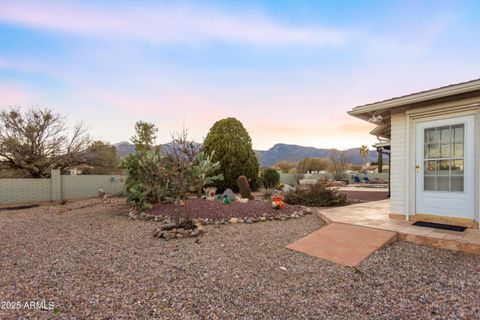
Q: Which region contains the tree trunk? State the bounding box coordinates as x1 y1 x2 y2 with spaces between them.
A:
174 197 180 227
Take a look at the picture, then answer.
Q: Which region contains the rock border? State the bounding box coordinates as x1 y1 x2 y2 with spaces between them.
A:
126 206 314 240
128 207 314 224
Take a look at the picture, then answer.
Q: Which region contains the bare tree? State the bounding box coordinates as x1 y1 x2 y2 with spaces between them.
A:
162 130 201 226
0 107 90 178
328 150 352 180
274 160 296 173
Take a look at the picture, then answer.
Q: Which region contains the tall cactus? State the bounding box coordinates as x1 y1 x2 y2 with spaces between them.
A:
237 175 254 200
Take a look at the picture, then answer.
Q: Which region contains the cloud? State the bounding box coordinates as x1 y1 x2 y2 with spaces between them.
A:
0 83 30 107
0 1 348 46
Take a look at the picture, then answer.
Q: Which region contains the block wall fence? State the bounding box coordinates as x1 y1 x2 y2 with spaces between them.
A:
0 170 126 204
279 172 389 186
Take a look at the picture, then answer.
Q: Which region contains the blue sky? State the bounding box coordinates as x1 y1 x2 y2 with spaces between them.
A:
0 0 479 149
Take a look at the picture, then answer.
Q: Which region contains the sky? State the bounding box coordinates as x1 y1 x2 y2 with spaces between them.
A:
0 0 479 150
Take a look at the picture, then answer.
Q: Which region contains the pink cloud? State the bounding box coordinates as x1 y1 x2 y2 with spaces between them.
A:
0 1 348 46
0 83 30 107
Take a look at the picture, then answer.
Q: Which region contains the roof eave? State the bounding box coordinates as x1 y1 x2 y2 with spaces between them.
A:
349 79 480 116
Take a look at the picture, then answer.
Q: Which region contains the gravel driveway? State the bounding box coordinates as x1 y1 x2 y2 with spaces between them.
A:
1 198 479 319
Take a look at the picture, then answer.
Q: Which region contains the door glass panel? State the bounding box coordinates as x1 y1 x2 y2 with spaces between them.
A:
440 144 451 157
426 128 439 143
451 176 464 192
424 176 436 191
426 143 439 158
438 160 450 174
453 143 464 157
451 160 464 175
424 160 437 175
439 126 451 143
453 125 464 142
423 124 464 192
437 176 450 191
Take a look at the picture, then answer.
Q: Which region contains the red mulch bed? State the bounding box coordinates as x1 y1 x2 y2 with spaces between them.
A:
340 190 389 202
147 198 302 220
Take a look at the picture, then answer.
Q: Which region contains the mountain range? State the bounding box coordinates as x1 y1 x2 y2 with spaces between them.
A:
114 142 383 166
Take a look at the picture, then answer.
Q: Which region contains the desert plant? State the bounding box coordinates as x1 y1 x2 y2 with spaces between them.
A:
284 181 346 207
188 151 224 197
260 187 274 200
328 150 351 180
131 121 158 152
261 168 280 189
203 117 259 191
123 148 168 210
377 149 383 173
359 145 369 162
237 175 253 199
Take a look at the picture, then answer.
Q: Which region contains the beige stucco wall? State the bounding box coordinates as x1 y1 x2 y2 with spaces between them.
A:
61 175 125 200
0 178 52 204
0 171 126 204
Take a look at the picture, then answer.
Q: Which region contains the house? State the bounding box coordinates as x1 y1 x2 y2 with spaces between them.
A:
348 79 480 227
365 164 390 174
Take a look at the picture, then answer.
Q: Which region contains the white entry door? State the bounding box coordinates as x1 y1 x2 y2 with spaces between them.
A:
415 115 475 219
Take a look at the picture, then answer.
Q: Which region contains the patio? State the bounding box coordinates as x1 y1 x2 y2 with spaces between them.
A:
318 200 480 255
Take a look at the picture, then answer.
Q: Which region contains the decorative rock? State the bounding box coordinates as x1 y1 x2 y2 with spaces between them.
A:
189 230 200 237
260 217 267 222
229 217 240 224
203 187 217 201
164 232 176 240
245 218 253 224
222 188 236 201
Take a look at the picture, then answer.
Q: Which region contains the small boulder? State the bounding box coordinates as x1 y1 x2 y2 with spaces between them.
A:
222 188 236 201
229 217 240 224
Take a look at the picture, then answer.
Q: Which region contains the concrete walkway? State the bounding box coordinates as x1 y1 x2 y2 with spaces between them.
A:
318 200 480 255
287 223 397 266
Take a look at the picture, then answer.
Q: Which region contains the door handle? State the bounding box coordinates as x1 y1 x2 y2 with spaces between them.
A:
416 165 420 173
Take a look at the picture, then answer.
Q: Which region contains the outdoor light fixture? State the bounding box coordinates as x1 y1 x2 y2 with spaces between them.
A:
368 114 383 123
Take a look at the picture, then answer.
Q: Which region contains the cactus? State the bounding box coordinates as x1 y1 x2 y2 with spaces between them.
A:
237 175 254 200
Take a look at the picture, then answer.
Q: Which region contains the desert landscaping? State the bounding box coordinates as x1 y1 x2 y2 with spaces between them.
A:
0 198 479 319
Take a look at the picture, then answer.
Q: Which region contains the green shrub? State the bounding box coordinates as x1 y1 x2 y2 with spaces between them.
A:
284 181 346 207
261 168 280 189
203 118 259 191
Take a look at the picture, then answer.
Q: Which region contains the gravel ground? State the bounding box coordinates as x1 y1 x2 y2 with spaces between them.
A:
149 198 302 220
1 198 479 319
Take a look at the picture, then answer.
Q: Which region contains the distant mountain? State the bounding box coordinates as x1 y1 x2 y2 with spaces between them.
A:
114 142 383 166
257 143 383 167
113 141 201 158
114 141 136 158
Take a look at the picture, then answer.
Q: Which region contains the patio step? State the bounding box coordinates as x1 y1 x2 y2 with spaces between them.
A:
317 203 480 256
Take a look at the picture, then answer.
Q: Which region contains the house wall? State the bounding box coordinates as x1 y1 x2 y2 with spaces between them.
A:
389 96 480 221
390 111 407 215
0 170 126 204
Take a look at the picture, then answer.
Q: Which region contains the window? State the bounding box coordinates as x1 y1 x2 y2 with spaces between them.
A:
423 124 464 192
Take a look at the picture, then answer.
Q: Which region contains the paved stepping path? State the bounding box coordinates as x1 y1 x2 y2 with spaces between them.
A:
287 223 397 267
